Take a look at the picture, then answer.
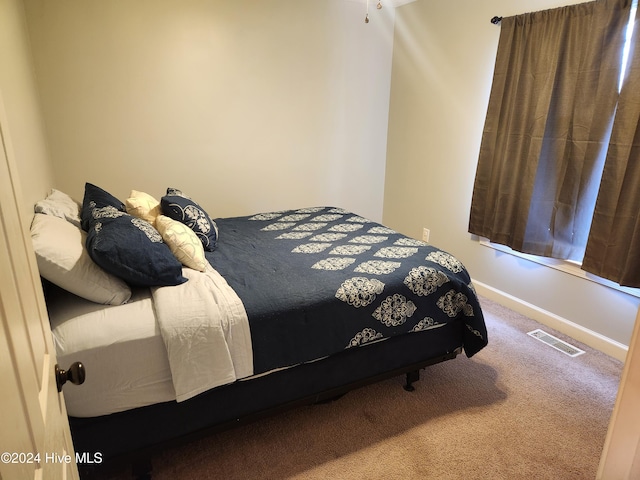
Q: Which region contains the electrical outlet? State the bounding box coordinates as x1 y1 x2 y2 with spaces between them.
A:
422 228 430 242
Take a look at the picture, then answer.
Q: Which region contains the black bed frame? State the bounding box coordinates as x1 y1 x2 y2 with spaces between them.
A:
70 322 465 479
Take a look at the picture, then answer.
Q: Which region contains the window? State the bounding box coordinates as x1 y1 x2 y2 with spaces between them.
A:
469 0 640 288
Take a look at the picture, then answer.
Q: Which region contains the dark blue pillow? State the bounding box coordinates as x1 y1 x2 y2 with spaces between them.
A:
81 182 125 231
161 188 218 251
83 184 186 287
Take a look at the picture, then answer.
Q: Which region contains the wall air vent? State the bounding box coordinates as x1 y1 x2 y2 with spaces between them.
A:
527 329 585 357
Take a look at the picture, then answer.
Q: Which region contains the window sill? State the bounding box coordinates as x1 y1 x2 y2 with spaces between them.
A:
478 238 640 299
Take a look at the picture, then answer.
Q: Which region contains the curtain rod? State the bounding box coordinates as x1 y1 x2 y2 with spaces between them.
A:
491 16 502 24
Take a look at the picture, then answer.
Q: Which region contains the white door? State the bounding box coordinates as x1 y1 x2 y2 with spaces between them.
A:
0 94 79 480
597 304 640 479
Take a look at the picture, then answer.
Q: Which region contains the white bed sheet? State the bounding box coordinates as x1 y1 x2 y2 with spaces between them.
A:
151 265 253 402
48 287 176 417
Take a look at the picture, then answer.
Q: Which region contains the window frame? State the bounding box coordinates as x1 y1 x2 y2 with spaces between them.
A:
478 237 640 299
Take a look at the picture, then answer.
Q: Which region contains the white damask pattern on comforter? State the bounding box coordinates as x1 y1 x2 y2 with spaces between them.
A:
151 264 253 402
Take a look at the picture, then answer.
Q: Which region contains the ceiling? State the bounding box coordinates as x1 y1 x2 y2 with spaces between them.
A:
344 0 417 7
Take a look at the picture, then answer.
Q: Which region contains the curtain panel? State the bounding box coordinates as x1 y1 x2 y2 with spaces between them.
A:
469 1 631 261
582 6 640 287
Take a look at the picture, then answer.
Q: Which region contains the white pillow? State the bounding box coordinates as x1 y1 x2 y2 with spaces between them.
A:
30 213 132 305
34 189 82 227
155 215 207 272
125 190 161 226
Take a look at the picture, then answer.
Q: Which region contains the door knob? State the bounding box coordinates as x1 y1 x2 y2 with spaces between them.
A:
55 362 86 392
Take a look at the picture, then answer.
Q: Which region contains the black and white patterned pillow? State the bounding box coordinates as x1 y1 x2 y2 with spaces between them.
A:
82 183 187 287
160 188 218 251
81 182 125 232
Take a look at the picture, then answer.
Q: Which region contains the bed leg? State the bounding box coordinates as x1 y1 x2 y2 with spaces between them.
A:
131 456 153 480
404 370 419 392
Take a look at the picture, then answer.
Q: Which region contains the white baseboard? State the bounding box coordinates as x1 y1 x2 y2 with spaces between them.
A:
473 280 628 362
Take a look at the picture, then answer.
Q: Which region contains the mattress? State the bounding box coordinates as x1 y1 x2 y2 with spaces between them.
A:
47 285 176 417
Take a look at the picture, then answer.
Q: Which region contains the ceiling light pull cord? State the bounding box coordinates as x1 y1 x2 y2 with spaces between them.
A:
365 1 382 24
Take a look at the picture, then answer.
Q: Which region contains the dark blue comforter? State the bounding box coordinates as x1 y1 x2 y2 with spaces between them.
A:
206 207 487 375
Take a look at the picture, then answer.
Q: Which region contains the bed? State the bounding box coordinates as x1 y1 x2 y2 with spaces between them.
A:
32 185 488 478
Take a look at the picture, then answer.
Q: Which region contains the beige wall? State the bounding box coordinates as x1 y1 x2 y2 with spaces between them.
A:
23 0 395 221
0 0 54 220
384 0 640 349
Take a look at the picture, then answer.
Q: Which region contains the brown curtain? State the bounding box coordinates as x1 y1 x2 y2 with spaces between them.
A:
582 6 640 288
469 0 631 261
